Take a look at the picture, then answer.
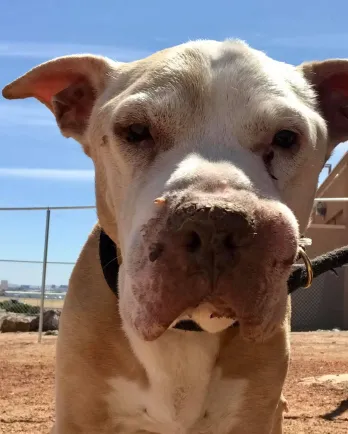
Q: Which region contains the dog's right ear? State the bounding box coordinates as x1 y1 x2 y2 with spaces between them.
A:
299 59 348 152
2 54 116 153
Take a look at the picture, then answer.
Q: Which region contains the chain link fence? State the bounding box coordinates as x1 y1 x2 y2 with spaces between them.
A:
0 205 347 341
291 265 348 331
0 206 96 340
0 262 72 337
0 262 73 309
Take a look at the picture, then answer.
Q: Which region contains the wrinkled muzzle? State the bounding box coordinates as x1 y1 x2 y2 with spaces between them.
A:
125 189 299 342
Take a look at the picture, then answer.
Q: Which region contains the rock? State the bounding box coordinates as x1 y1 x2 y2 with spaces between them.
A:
300 374 348 385
0 313 37 332
0 309 61 333
45 330 58 336
30 309 60 332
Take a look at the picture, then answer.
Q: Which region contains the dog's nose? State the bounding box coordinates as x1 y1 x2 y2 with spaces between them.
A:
168 204 255 275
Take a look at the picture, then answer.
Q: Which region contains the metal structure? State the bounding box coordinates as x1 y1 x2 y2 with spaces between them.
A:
38 209 50 343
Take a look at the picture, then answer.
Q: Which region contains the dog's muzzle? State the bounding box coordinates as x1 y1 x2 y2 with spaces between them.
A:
125 190 299 341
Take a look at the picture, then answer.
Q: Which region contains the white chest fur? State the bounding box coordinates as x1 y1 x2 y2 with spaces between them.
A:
106 329 248 433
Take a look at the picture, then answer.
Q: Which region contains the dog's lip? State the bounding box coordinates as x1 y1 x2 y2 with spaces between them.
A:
129 254 294 341
169 308 238 332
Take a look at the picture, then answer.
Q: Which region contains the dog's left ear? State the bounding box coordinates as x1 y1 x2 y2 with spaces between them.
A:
300 59 348 150
2 54 117 153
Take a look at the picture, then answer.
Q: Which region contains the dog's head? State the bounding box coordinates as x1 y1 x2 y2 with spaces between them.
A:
3 40 348 342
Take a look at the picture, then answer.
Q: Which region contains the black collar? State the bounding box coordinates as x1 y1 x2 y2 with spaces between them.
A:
99 228 348 332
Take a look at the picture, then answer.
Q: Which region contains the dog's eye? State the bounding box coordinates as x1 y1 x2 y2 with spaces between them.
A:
126 124 152 143
272 130 298 149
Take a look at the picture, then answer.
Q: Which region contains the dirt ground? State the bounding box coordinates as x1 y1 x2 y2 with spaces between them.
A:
0 332 347 434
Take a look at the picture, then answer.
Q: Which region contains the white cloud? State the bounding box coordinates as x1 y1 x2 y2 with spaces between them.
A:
0 41 151 61
0 168 95 181
0 103 55 127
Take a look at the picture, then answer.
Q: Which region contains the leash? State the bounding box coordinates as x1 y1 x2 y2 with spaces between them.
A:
99 229 348 331
288 244 348 294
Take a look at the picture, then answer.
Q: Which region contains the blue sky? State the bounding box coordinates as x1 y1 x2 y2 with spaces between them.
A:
0 0 347 285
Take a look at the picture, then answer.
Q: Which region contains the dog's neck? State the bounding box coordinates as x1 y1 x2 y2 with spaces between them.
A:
107 318 245 433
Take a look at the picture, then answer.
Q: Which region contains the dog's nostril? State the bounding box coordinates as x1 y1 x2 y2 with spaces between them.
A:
149 243 164 262
185 231 202 253
223 234 235 251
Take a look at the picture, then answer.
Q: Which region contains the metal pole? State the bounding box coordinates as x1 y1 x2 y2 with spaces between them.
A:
38 208 51 343
0 205 96 211
314 198 348 202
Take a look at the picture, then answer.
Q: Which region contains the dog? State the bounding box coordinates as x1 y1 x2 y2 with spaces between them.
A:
3 39 348 434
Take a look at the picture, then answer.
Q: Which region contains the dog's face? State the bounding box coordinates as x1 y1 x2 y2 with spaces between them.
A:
3 40 348 342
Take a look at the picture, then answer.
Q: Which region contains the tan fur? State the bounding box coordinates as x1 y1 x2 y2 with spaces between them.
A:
55 224 290 433
3 39 348 433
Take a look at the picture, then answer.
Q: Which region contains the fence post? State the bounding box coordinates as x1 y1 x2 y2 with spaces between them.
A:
38 208 51 343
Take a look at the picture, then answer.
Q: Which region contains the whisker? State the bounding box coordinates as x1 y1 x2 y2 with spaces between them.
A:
102 256 118 271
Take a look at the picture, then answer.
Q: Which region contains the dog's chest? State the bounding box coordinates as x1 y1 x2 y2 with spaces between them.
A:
106 331 248 433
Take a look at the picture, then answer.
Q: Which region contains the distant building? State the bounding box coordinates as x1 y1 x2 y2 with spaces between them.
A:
306 151 348 258
58 285 68 292
0 280 8 295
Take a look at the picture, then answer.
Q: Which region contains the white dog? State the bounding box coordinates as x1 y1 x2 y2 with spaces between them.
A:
3 39 347 433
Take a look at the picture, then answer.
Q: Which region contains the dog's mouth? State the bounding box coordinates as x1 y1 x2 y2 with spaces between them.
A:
126 253 295 342
169 303 238 333
127 263 293 342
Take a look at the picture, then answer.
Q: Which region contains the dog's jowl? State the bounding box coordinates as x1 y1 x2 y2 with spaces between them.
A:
3 39 348 433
